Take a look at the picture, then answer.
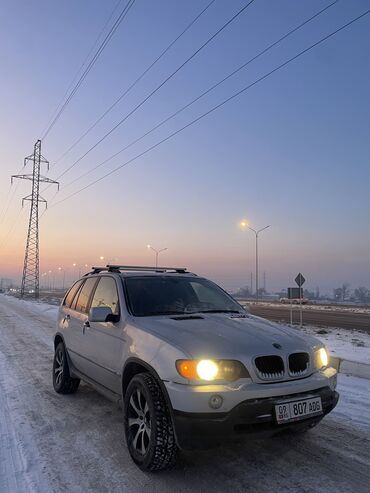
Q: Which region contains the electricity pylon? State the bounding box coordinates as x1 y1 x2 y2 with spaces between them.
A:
12 140 59 298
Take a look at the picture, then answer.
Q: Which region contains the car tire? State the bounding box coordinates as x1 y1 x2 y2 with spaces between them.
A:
52 342 80 394
124 372 177 471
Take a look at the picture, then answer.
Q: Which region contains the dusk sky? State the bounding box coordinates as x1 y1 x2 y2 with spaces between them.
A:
0 0 369 294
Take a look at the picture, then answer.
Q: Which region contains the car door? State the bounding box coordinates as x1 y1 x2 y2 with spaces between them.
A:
82 275 126 394
65 276 99 376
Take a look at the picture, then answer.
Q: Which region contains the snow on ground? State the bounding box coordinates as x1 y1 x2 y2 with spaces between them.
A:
246 301 370 314
333 374 370 430
3 294 59 324
288 324 370 365
0 294 370 493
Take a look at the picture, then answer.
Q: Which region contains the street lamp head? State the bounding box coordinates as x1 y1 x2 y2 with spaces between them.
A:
147 244 151 249
99 256 104 260
239 219 249 230
72 263 76 267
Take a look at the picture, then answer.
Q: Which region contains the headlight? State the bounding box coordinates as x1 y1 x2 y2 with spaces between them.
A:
197 360 218 380
315 347 328 369
176 359 249 381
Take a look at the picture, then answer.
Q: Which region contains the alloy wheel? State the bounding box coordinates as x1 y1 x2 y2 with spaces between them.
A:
127 388 151 455
54 349 64 386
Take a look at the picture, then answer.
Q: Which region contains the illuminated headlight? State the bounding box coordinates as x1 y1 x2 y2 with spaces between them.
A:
197 360 218 380
176 359 249 381
315 347 329 369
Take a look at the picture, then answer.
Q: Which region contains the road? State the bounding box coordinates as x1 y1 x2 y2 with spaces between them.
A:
1 294 370 493
247 304 370 331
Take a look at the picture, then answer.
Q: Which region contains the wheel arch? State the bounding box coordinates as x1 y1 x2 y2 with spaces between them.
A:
122 358 174 414
54 332 65 350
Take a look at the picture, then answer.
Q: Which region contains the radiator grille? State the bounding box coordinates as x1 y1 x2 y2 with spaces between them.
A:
254 355 284 380
289 352 310 376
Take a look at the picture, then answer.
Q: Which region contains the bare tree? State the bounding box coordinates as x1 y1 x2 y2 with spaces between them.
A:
333 283 350 302
354 287 369 303
341 283 350 301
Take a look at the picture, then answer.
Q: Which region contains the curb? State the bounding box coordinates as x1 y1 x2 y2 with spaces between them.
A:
330 356 370 380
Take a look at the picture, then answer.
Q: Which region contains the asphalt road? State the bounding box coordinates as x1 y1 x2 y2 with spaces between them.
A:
1 294 370 493
247 304 370 332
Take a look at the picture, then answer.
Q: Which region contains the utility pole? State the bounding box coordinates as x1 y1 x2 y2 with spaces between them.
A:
12 140 59 298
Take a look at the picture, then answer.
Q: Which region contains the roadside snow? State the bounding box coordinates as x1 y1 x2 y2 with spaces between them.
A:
245 301 370 314
2 294 58 323
333 374 370 430
291 324 370 365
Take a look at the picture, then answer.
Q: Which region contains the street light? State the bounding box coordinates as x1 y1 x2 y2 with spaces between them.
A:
72 263 82 278
240 221 270 303
147 244 168 268
58 267 66 290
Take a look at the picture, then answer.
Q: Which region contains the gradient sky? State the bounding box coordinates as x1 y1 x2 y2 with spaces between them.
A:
0 0 369 294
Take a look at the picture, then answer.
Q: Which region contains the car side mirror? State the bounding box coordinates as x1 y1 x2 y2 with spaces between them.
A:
89 306 118 323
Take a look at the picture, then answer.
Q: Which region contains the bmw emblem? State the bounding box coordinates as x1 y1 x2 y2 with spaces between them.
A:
273 342 282 350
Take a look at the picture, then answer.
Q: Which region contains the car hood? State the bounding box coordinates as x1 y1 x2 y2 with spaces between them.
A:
132 313 321 359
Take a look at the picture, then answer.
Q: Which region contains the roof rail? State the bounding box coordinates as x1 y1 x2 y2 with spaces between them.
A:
87 266 108 275
106 265 188 274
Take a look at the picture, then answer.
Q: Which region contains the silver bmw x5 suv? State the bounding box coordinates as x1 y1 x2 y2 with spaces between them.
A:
53 265 339 471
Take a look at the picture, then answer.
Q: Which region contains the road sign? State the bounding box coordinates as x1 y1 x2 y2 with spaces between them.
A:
288 287 303 299
295 273 305 287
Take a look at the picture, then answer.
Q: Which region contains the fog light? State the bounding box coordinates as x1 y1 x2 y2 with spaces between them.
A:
209 394 223 409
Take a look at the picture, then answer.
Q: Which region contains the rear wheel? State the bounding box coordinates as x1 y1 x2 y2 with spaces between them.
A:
52 342 80 394
124 373 177 471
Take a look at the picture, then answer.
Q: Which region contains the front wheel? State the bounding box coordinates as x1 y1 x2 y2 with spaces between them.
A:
52 342 80 394
124 373 177 471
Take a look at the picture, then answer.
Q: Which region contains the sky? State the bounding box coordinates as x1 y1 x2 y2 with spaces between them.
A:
0 0 369 294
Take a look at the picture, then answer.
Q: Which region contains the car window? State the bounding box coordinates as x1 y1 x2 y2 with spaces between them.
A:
74 277 98 313
91 277 120 316
190 281 230 306
64 280 84 308
125 276 243 316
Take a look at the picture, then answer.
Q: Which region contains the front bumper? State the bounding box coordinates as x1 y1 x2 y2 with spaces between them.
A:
173 386 339 449
165 367 337 414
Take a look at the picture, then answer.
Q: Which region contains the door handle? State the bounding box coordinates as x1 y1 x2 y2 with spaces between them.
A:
83 320 90 334
62 314 70 323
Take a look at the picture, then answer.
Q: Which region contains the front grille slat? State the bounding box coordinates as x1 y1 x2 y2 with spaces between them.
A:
255 355 284 381
289 352 310 376
254 352 311 381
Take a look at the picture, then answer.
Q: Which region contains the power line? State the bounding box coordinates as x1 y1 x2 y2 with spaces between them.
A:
0 207 27 252
41 0 136 141
49 9 370 209
51 0 217 169
40 0 125 140
50 0 256 182
62 0 339 191
0 161 28 226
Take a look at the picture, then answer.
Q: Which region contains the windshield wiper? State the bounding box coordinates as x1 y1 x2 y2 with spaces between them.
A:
139 311 186 316
196 309 241 314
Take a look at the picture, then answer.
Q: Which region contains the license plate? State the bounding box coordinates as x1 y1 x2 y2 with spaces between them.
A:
275 396 322 424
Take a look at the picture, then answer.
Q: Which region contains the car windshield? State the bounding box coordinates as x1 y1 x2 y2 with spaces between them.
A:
124 276 244 317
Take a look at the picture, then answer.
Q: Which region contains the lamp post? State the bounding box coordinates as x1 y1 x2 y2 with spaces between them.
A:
240 221 270 303
147 245 168 268
58 267 66 290
72 263 81 278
